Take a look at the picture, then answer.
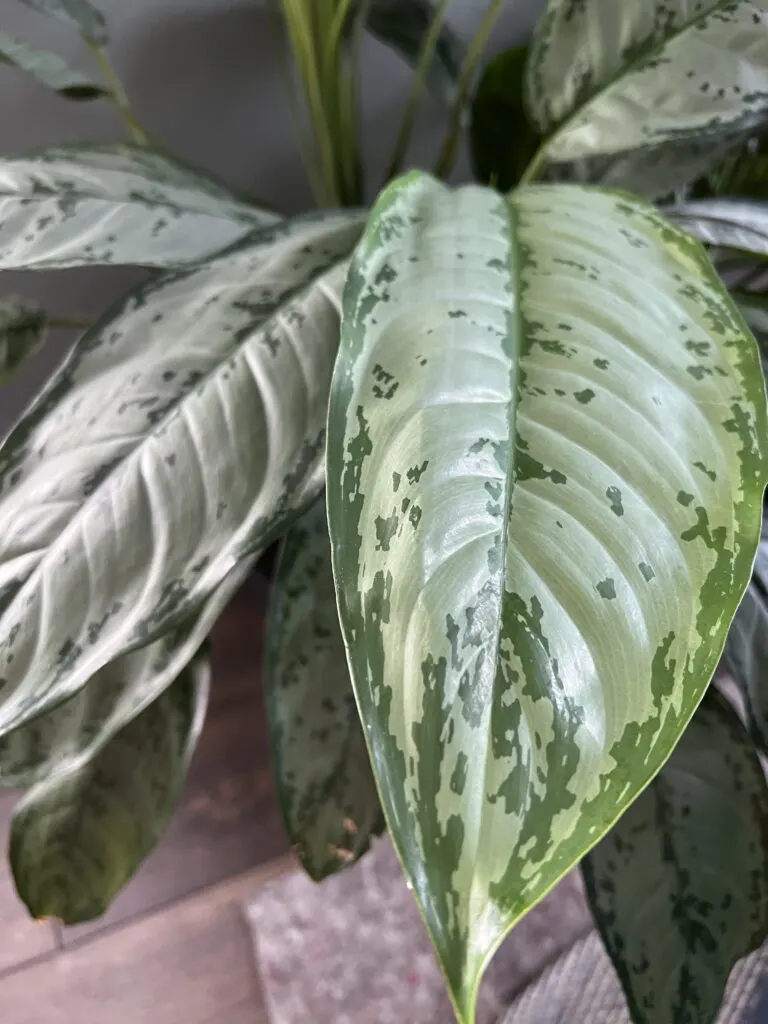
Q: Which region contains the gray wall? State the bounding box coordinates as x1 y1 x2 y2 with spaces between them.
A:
0 0 543 425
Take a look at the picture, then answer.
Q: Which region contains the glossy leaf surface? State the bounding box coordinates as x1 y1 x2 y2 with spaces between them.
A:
0 296 48 382
0 144 277 270
327 172 767 1020
0 32 106 99
526 1 768 196
19 0 107 45
266 497 382 881
583 691 768 1024
11 650 209 924
0 211 362 746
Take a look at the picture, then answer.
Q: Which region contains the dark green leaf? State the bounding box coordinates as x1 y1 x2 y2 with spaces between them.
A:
0 31 106 100
712 134 768 199
0 295 47 381
19 0 107 46
10 651 209 924
470 47 540 192
582 690 768 1024
266 497 383 881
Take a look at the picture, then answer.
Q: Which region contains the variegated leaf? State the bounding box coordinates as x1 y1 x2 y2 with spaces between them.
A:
525 1 768 197
0 144 277 270
10 649 209 924
326 172 767 1021
583 690 768 1024
0 211 362 746
266 496 383 881
666 199 768 257
19 0 107 46
0 296 48 382
0 32 106 100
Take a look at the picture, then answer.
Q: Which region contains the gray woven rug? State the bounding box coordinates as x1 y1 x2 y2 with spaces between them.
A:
245 838 768 1023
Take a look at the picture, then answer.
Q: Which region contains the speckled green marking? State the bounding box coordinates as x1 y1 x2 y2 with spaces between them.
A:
327 173 767 1023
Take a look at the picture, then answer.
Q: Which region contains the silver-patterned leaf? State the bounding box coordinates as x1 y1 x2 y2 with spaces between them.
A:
0 144 278 270
0 296 48 382
666 199 768 257
19 0 107 46
0 211 362 745
266 496 383 881
525 1 768 197
327 172 767 1020
0 32 106 99
582 690 768 1024
10 648 209 924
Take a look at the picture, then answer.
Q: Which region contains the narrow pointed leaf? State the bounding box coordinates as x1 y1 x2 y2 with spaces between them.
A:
19 0 107 46
266 497 383 881
0 296 48 383
10 650 209 924
0 32 106 99
0 211 362 744
359 0 463 105
525 1 768 196
470 47 540 192
665 199 768 258
582 690 768 1024
0 144 277 270
327 173 767 1020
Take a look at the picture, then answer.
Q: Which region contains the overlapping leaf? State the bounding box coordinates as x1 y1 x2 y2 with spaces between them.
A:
0 144 277 270
525 1 768 196
19 0 107 46
11 649 210 924
0 32 106 99
666 199 768 257
266 497 382 881
0 210 362 747
583 691 768 1024
327 172 767 1021
0 296 48 383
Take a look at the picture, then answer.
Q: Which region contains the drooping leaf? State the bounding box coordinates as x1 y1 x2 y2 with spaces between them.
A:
582 690 768 1024
18 0 108 46
326 172 767 1021
266 496 383 881
470 47 540 192
525 1 768 197
10 648 209 924
665 199 768 258
0 211 362 745
0 32 106 99
0 144 278 270
0 296 48 382
358 0 463 105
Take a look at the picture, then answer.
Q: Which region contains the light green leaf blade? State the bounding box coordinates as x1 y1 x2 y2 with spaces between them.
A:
582 690 768 1024
19 0 107 46
360 0 463 105
0 144 278 270
326 172 767 1021
0 211 362 744
10 649 209 924
665 199 768 257
525 1 768 196
266 496 383 881
0 296 48 383
0 31 106 99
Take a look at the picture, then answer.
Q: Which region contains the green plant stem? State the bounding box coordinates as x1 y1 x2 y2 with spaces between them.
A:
434 0 505 180
385 0 450 184
90 45 150 147
518 141 549 187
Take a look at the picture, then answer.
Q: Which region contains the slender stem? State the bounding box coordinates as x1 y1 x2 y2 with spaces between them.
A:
90 45 150 146
385 0 450 184
434 0 505 180
517 140 549 187
48 316 91 331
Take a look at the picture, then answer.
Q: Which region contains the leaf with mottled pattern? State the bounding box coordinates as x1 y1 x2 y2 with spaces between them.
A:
0 296 48 383
0 32 106 100
0 144 277 270
327 172 767 1021
525 1 768 197
10 649 209 924
665 199 768 257
583 690 768 1024
0 210 362 749
266 496 383 881
19 0 107 46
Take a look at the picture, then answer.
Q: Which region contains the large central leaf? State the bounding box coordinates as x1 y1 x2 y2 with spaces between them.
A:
326 173 767 1021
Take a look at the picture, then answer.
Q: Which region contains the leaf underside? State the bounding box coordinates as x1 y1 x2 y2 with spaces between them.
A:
0 32 106 100
19 0 108 46
666 199 768 258
327 172 767 1021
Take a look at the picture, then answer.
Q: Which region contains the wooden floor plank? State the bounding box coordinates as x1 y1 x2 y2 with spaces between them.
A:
0 864 288 1024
